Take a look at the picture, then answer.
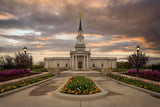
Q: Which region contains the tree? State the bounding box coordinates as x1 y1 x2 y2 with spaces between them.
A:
14 51 33 69
37 61 44 68
128 52 149 69
3 55 14 69
117 62 130 69
0 56 5 70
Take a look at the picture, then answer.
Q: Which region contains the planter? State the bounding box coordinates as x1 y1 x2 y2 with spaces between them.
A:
54 76 108 100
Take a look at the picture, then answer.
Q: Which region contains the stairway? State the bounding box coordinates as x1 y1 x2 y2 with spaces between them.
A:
58 70 102 77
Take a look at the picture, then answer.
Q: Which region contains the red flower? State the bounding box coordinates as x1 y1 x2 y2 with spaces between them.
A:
157 83 160 88
92 86 94 88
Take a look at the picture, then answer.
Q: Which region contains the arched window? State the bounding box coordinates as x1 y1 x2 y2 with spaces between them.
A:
57 64 59 67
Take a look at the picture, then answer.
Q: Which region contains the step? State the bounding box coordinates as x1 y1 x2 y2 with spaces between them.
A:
58 70 102 77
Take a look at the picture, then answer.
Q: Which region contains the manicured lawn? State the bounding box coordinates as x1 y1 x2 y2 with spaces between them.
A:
32 69 44 72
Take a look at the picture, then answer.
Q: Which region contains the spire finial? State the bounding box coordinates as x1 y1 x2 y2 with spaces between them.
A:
79 12 82 19
78 12 82 31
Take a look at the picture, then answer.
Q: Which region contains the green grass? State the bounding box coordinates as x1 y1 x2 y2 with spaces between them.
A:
31 69 44 72
114 68 152 72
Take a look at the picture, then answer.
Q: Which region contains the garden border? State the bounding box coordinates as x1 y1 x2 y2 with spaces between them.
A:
54 79 108 100
0 72 50 84
0 75 56 97
107 73 160 98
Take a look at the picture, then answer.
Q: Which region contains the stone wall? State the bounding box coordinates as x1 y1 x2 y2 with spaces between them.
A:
44 57 70 68
90 57 117 68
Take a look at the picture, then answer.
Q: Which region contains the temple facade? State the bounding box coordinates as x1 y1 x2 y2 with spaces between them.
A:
44 15 117 70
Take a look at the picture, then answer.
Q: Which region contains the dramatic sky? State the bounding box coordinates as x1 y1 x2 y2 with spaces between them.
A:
0 0 160 64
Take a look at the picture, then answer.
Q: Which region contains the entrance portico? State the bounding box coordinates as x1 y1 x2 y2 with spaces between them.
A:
70 52 90 70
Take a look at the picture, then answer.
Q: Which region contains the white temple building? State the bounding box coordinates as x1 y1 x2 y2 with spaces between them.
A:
44 14 117 70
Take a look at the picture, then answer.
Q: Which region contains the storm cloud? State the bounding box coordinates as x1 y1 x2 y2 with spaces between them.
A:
0 0 160 62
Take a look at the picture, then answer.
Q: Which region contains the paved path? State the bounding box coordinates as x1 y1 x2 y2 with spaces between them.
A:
0 77 160 107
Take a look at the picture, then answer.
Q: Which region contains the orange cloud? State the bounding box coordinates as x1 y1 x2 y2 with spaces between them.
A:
35 37 52 41
87 34 154 50
0 11 17 20
84 34 102 37
36 43 46 48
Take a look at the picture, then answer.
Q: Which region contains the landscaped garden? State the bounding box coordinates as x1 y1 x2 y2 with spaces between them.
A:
0 73 54 93
123 69 160 82
107 73 160 93
0 69 40 82
60 76 101 95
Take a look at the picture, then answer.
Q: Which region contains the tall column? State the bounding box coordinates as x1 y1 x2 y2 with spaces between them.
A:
87 55 88 69
83 55 85 70
70 55 71 69
74 55 75 69
71 55 73 69
75 55 77 69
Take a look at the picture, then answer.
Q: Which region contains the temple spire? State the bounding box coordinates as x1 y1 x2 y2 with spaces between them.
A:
78 12 82 31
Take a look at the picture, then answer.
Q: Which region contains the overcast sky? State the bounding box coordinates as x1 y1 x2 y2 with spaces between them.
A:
0 0 160 63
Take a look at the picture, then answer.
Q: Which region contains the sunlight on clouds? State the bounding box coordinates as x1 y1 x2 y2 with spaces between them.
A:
53 33 75 40
0 11 18 20
35 37 52 41
36 43 46 48
84 34 102 37
8 29 41 36
0 37 19 46
0 28 41 36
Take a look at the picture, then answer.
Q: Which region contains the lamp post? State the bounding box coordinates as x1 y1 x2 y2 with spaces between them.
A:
136 45 140 77
23 46 27 76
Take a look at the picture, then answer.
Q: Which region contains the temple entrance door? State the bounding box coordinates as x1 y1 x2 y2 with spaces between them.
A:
78 62 83 69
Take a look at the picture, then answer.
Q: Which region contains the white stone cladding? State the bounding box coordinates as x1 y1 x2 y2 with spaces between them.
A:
44 57 70 68
44 57 117 69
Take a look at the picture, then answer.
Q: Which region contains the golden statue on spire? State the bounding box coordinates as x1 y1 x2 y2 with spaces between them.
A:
79 12 82 19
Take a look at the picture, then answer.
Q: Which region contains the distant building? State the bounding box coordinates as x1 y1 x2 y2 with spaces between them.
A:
44 14 117 70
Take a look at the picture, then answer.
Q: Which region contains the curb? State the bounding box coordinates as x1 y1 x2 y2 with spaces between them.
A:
54 80 108 100
106 76 160 98
0 76 56 97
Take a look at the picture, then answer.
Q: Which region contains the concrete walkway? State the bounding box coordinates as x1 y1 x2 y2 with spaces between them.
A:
0 76 160 107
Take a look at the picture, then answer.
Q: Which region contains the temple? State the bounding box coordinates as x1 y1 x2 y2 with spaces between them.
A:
44 14 117 70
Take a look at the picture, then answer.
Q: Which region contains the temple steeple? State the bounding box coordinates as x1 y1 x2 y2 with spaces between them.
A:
78 13 82 31
75 13 86 51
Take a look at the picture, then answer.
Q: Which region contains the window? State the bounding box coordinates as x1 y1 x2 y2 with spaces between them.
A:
66 64 68 67
101 64 103 67
57 64 59 67
93 64 95 67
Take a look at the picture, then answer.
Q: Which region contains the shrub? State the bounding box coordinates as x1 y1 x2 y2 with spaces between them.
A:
0 69 31 77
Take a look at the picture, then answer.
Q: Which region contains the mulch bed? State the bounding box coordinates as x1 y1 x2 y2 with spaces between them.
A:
0 73 40 82
122 73 160 82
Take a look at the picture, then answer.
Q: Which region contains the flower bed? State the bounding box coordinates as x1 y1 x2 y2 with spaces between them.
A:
125 69 160 82
107 74 160 93
0 74 54 93
60 76 101 95
0 69 31 77
0 69 39 82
